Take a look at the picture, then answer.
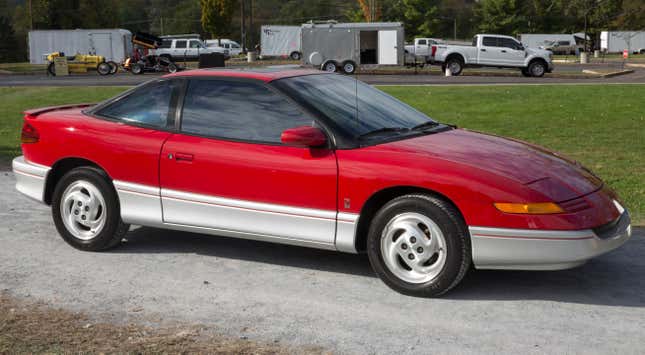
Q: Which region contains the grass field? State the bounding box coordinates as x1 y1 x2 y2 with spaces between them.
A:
0 85 643 224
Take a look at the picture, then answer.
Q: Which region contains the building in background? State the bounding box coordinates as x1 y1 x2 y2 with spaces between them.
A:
29 29 132 64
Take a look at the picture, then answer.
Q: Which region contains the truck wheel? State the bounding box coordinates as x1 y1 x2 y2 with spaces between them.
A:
131 63 143 75
97 62 111 76
51 167 129 252
521 68 531 77
107 61 118 74
321 61 337 73
367 194 471 297
167 63 178 73
341 60 357 75
47 62 56 76
445 57 463 76
290 51 302 60
528 60 546 77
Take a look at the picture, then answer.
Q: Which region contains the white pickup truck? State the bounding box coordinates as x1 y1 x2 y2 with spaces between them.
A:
404 38 443 64
433 34 554 77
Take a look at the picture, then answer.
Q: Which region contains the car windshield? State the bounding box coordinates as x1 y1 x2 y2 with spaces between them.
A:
273 74 437 140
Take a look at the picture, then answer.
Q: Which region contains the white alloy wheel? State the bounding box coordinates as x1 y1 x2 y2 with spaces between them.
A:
60 180 107 240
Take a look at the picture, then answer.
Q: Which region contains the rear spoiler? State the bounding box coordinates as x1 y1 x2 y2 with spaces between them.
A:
23 103 95 117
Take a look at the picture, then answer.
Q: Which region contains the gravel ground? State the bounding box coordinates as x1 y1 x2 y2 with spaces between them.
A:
1 171 644 354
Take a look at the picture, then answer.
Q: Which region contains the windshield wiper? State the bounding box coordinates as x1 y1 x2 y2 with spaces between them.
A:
357 127 409 140
411 121 441 131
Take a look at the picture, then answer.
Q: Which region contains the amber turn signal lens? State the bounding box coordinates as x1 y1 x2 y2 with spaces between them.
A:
494 202 564 214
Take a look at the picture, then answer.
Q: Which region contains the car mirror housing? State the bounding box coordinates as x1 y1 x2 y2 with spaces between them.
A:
281 126 327 148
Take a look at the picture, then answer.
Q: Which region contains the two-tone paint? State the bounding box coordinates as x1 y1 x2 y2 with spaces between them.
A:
13 69 631 270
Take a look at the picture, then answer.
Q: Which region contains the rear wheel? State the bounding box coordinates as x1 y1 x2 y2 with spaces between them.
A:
445 57 463 76
322 61 337 72
367 194 471 297
521 68 532 77
341 60 356 74
131 63 143 75
97 62 111 76
290 51 302 60
167 62 178 73
52 167 129 251
107 61 118 74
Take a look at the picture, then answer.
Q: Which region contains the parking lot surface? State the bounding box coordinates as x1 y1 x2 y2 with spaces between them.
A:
1 171 644 354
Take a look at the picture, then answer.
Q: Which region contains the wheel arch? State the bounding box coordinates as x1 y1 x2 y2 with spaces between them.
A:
527 56 548 68
445 52 465 65
44 157 111 205
353 185 467 253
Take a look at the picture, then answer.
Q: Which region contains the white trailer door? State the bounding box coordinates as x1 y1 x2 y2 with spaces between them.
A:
378 30 397 64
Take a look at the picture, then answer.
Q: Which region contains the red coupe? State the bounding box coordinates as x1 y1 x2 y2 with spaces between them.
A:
13 69 631 296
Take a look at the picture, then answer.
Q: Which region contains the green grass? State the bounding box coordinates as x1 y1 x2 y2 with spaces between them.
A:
0 62 46 73
0 87 127 164
0 85 643 224
381 84 645 224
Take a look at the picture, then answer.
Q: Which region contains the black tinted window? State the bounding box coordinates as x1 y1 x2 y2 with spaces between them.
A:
175 40 187 48
558 41 570 46
160 40 172 48
482 37 498 47
181 80 313 144
97 80 178 127
418 39 427 45
499 38 520 49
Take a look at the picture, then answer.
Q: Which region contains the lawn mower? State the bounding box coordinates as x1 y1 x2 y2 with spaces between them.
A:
122 32 180 75
46 52 117 76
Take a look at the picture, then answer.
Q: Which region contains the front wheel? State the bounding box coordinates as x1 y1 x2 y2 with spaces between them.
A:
131 63 144 75
528 60 546 77
290 51 302 60
52 167 129 251
521 68 532 77
166 62 178 73
367 194 471 297
445 58 463 76
107 61 118 74
47 62 56 76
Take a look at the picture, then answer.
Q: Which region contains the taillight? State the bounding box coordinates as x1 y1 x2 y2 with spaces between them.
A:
431 45 437 57
21 122 39 143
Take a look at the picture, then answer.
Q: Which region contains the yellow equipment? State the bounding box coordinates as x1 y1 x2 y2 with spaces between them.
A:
46 52 117 76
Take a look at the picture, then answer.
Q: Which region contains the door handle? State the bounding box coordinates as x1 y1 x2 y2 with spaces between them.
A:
174 153 194 162
481 48 486 52
501 50 507 53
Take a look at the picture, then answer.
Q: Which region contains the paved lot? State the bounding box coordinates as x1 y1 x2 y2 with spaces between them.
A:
1 171 644 354
1 64 644 87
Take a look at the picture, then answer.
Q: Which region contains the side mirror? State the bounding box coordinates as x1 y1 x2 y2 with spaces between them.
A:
281 126 327 148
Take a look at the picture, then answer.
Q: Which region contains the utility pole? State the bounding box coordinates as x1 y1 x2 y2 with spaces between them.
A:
453 17 457 41
249 0 254 49
240 0 246 53
28 0 33 29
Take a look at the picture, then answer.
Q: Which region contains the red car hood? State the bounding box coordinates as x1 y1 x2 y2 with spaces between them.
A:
380 129 603 201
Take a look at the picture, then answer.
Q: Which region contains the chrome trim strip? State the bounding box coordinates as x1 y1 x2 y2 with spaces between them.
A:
161 188 337 221
469 226 594 240
113 180 162 226
161 188 337 246
336 212 360 253
12 156 50 203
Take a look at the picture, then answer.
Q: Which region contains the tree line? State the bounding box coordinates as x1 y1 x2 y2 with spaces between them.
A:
1 0 644 62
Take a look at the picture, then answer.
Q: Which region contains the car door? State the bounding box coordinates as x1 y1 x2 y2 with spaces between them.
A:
498 38 526 66
415 39 428 56
188 40 202 60
478 36 501 65
174 40 188 59
159 77 339 248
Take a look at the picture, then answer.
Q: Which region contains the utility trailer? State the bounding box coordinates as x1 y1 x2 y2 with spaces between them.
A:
600 31 645 54
301 22 404 74
28 29 132 64
260 26 302 60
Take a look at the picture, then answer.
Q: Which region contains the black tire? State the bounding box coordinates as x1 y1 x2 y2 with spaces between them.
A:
167 62 178 73
107 61 118 74
52 167 129 252
290 51 302 60
445 57 463 76
321 60 337 72
528 60 546 77
97 62 111 75
131 63 143 75
159 54 172 61
47 62 56 76
341 60 357 74
521 68 532 77
366 194 471 297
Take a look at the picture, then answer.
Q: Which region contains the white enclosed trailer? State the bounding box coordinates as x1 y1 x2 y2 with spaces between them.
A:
28 29 133 64
301 22 404 74
260 25 302 59
600 31 645 54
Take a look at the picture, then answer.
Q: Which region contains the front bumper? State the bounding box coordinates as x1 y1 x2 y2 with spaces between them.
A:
12 156 50 203
469 211 632 270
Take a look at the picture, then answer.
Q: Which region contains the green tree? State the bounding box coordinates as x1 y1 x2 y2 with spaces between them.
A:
475 0 526 35
201 0 237 45
403 0 440 39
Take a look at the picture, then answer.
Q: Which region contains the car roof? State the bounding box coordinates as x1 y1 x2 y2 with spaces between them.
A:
163 67 325 83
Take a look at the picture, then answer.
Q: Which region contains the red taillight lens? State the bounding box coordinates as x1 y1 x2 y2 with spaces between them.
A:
21 122 39 143
431 45 437 57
